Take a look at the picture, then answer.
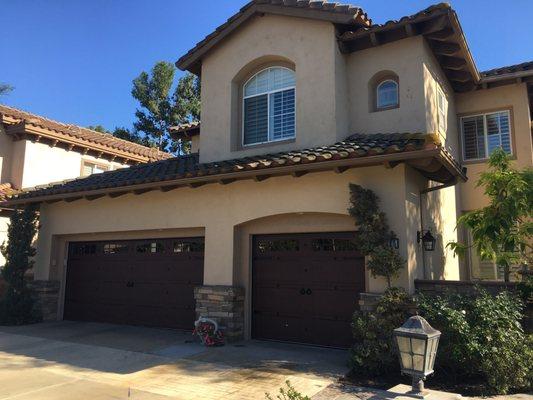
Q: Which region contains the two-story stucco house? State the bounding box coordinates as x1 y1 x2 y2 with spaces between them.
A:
2 1 532 347
0 104 172 266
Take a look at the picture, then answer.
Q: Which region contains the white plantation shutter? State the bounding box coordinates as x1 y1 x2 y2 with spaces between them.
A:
462 115 485 160
461 111 511 161
437 89 447 132
243 67 295 145
82 163 94 177
269 88 295 140
243 94 268 145
486 111 511 154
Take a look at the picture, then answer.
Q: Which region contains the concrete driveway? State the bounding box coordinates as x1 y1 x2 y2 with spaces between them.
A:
0 321 348 399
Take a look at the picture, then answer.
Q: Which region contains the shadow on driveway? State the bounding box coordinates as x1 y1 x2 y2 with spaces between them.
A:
0 321 348 377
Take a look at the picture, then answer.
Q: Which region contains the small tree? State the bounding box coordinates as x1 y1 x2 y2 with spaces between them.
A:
132 61 200 154
448 148 533 281
0 205 41 325
348 184 405 287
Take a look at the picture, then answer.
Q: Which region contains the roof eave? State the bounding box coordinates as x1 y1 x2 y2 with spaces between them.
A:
176 1 371 74
339 4 480 93
3 120 159 165
2 147 464 207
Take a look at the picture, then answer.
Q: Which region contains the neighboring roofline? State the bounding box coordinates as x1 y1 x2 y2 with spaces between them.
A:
176 0 371 74
170 121 201 140
2 145 466 207
0 105 173 164
481 69 533 83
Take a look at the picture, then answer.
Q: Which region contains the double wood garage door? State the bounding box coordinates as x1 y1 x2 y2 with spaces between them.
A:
253 232 365 348
65 232 364 347
64 237 204 330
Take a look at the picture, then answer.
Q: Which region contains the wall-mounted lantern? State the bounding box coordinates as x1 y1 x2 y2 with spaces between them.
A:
388 231 400 249
417 230 436 252
393 315 441 397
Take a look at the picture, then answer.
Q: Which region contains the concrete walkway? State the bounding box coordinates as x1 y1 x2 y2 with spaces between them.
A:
0 321 348 399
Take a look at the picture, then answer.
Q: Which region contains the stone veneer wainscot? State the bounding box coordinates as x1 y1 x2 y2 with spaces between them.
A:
194 285 245 341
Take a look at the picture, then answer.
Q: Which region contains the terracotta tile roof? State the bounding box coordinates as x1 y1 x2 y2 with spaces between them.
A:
170 121 201 139
0 104 173 163
339 2 450 40
480 61 533 78
4 133 465 204
176 0 371 73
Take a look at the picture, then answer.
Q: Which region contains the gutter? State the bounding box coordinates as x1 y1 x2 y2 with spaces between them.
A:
480 70 533 84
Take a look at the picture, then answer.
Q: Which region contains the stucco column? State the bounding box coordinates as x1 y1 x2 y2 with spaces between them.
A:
203 222 235 286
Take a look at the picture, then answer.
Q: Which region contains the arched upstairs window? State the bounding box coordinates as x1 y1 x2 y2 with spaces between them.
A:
376 79 399 109
243 67 295 146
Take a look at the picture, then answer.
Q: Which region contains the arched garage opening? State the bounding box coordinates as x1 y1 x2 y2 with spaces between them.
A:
235 212 366 347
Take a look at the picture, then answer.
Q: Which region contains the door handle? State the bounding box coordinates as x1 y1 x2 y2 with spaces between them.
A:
306 288 312 295
126 281 134 288
300 288 306 295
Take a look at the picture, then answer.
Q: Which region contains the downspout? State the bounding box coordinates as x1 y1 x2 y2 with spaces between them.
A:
418 178 457 280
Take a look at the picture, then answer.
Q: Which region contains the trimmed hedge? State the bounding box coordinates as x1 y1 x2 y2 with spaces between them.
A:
350 287 533 395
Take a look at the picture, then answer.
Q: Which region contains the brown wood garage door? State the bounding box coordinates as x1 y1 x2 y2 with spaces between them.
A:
252 232 365 348
64 237 204 330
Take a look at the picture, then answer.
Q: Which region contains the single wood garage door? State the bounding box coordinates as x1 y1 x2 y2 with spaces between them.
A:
252 232 365 348
64 237 204 330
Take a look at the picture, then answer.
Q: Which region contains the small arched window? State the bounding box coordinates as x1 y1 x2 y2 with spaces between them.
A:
243 67 295 146
376 79 399 109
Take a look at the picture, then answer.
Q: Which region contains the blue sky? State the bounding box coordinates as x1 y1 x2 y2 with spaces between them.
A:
1 0 531 131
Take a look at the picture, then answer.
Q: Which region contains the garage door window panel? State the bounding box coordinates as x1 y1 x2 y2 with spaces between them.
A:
103 243 129 255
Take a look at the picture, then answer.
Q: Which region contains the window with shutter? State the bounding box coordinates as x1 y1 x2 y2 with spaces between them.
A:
437 88 447 132
243 67 295 146
460 110 512 161
81 161 109 177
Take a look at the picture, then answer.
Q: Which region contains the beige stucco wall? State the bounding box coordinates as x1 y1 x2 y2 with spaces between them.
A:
1 131 130 190
199 14 345 163
0 126 13 183
191 135 200 154
455 83 532 211
8 140 26 190
199 16 452 165
346 36 428 135
421 39 461 160
19 140 126 189
34 164 453 328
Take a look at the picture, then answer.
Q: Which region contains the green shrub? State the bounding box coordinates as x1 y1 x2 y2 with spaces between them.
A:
350 287 412 376
265 381 310 400
0 205 41 325
348 184 405 287
418 288 532 395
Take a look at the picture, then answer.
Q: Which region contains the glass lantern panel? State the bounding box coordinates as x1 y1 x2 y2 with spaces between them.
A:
400 352 413 370
397 336 411 353
413 354 425 372
411 337 426 355
426 337 439 371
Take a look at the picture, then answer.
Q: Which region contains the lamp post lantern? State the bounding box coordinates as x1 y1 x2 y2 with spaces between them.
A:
393 315 441 398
